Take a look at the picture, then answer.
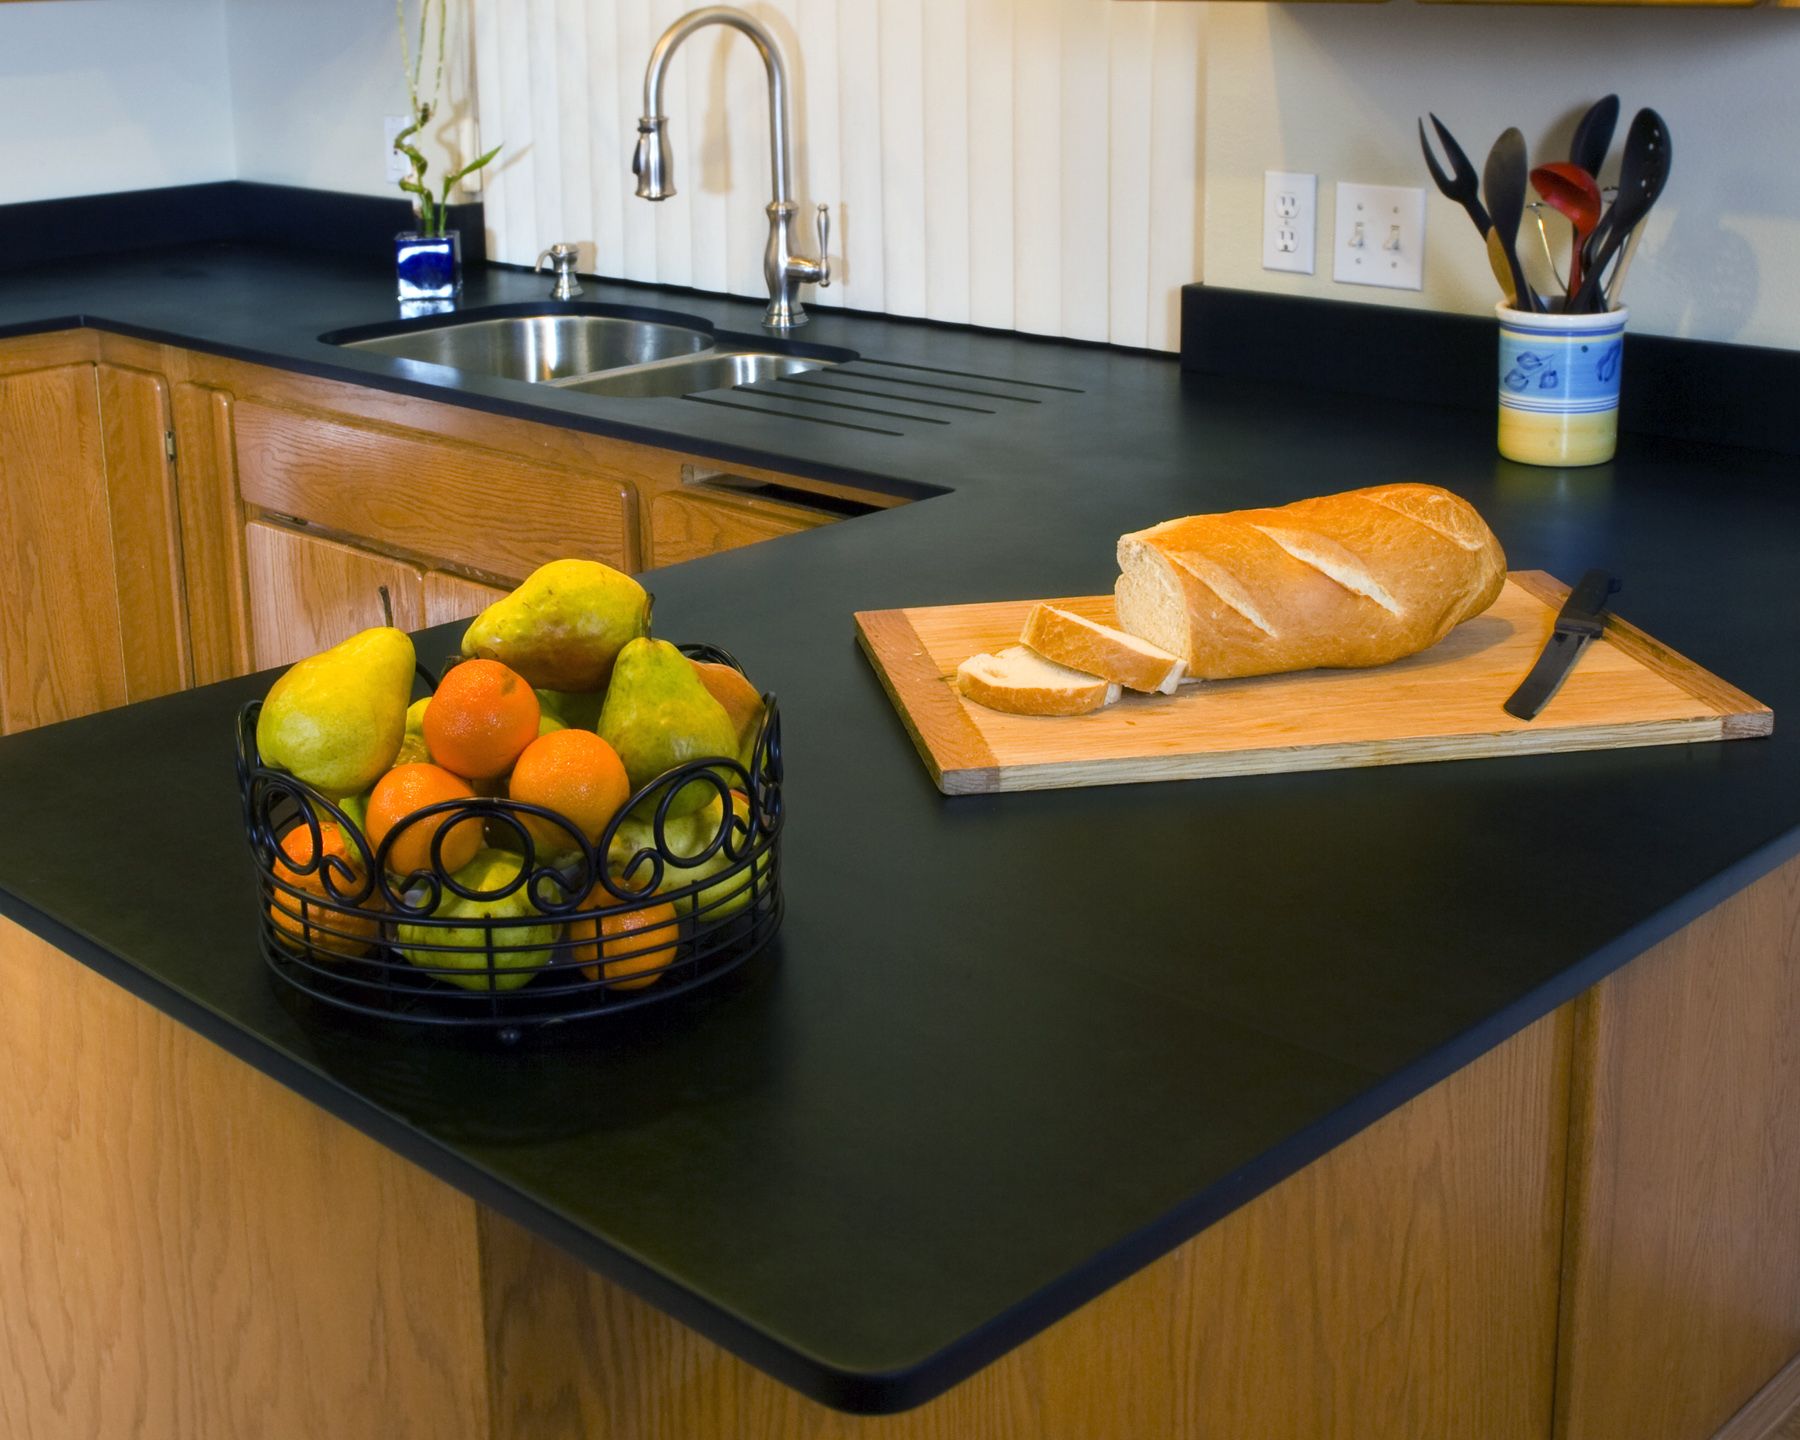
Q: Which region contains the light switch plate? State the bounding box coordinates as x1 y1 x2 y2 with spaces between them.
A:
1332 182 1426 290
1262 171 1317 276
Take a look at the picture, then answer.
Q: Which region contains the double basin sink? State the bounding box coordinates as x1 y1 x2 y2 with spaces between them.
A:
325 307 849 401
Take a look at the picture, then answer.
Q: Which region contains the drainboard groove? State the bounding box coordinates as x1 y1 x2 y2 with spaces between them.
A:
733 386 950 425
680 394 904 437
771 376 994 414
845 357 1086 394
825 369 1042 404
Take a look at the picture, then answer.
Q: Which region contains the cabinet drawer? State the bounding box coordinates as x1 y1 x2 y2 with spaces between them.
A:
234 401 636 579
650 486 854 568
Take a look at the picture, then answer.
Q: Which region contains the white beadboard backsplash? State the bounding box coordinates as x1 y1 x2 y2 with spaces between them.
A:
470 0 1205 352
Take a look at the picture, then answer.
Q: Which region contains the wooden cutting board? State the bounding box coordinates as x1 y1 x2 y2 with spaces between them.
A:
854 572 1773 795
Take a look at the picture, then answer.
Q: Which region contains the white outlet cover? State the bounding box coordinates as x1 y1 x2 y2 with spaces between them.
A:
1262 170 1317 276
384 115 411 183
1333 182 1426 291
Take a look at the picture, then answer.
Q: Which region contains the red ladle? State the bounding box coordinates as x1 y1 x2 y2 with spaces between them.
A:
1529 162 1603 310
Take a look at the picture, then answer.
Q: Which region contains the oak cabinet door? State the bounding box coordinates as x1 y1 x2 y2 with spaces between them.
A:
0 364 129 733
244 520 426 671
423 570 509 631
96 364 190 702
171 381 254 686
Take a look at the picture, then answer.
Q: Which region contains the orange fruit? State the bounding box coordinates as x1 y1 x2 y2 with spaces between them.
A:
365 763 484 877
423 660 540 780
571 891 679 988
270 821 380 957
507 729 632 856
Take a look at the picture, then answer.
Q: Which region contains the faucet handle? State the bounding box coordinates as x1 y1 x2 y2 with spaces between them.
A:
814 204 831 289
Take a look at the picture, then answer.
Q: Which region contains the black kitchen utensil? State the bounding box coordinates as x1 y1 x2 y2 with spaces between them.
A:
1483 128 1539 314
1504 569 1622 721
1569 94 1620 184
1571 108 1670 313
1420 114 1492 238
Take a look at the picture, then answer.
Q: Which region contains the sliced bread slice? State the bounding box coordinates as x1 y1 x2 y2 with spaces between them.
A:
955 646 1120 717
1021 603 1186 694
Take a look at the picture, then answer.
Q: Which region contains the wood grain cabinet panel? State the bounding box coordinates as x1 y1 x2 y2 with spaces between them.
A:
650 488 835 568
170 381 254 685
475 1006 1572 1440
245 520 426 670
96 364 190 702
232 400 637 580
0 916 491 1440
1553 855 1800 1440
0 363 129 732
424 570 509 630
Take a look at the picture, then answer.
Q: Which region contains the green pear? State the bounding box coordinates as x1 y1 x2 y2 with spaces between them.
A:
603 793 759 920
396 849 555 992
394 696 434 766
599 638 739 817
606 794 723 881
461 560 649 692
535 688 604 732
257 627 415 798
674 791 764 922
337 789 371 837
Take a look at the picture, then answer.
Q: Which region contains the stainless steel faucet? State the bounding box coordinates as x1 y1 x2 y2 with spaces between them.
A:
633 6 830 330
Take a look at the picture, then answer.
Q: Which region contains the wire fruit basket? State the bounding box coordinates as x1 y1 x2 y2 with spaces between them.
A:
236 644 783 1040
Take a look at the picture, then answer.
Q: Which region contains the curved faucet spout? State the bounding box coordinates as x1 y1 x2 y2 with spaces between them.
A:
634 6 828 329
639 6 791 204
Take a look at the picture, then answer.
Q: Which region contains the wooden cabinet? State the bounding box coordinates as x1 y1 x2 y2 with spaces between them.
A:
1551 860 1800 1440
231 399 637 581
424 570 508 628
0 348 190 734
244 520 427 670
0 330 896 705
650 486 837 568
170 380 253 685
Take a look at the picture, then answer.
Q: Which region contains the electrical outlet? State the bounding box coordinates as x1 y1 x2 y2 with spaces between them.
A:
1332 183 1426 291
384 115 411 183
1262 171 1317 276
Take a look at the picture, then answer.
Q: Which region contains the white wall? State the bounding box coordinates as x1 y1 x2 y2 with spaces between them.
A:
224 0 473 201
0 0 234 204
470 0 1208 351
8 0 1799 354
1204 3 1800 350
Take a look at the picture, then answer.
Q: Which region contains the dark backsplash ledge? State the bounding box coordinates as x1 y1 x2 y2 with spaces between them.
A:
3 185 1792 458
1181 285 1800 459
0 182 486 271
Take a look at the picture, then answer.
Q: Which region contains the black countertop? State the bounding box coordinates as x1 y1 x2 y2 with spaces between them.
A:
1 243 1797 1412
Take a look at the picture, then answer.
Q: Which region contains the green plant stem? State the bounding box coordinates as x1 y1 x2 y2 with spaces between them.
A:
393 0 495 238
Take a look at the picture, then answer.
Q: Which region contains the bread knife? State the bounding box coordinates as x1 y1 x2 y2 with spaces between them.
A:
1503 570 1622 721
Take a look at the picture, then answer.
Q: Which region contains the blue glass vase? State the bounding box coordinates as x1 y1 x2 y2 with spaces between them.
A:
395 230 461 301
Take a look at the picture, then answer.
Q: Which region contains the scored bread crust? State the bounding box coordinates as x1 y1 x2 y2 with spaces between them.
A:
956 646 1120 717
1021 604 1186 694
1114 483 1506 680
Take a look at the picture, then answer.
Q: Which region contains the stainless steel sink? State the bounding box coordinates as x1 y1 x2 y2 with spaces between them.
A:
340 313 713 382
556 352 831 399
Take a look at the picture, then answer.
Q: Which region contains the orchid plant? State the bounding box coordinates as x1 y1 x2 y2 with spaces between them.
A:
393 0 500 238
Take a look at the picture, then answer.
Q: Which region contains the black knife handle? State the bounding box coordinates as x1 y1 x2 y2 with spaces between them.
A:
1560 569 1622 638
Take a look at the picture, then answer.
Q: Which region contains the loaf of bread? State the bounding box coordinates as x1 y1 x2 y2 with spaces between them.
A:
1021 604 1186 694
1114 483 1505 680
956 646 1120 716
